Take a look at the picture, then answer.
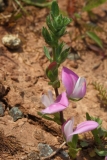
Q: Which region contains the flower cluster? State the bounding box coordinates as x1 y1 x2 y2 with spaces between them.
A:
41 66 98 143
41 66 86 114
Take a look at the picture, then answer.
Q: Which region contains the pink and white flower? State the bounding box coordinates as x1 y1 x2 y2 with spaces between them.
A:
41 91 69 114
62 118 99 142
62 67 86 100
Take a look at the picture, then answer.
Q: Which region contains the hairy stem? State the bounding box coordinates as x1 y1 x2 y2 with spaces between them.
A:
54 88 64 125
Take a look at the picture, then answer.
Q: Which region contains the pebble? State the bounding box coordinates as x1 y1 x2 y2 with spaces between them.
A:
2 34 21 49
38 143 53 157
9 107 24 122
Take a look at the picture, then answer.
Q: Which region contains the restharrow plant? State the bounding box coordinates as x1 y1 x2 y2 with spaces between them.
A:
39 1 100 159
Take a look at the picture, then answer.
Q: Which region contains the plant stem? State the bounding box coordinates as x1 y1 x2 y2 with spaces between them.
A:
14 0 27 14
54 87 59 97
21 0 54 8
54 88 64 125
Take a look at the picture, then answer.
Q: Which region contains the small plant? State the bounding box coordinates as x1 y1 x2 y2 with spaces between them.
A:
37 1 103 159
86 112 107 157
93 81 107 105
67 0 106 55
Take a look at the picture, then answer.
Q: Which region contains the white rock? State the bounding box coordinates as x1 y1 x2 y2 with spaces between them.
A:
2 34 21 49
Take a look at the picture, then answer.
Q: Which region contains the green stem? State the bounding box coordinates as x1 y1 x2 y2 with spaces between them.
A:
14 0 28 14
21 0 55 8
52 46 56 61
54 88 64 125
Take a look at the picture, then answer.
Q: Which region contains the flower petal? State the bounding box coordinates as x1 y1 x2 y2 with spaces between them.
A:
41 92 69 114
48 90 54 104
70 77 86 99
62 67 78 97
70 121 99 136
55 92 69 107
105 156 107 160
41 103 67 114
41 95 51 108
62 118 74 142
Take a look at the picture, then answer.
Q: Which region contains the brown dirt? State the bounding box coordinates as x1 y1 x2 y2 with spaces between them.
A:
0 0 107 160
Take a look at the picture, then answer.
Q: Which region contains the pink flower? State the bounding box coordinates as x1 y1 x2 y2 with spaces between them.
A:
105 156 107 160
62 118 99 142
62 67 86 100
41 91 69 114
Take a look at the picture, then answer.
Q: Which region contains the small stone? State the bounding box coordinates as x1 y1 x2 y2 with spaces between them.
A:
2 34 21 49
27 151 40 160
38 143 53 157
67 53 80 60
9 107 24 122
60 150 69 158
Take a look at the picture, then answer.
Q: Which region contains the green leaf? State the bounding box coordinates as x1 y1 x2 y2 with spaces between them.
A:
42 27 52 43
54 42 64 60
74 13 81 19
95 149 107 156
59 47 70 64
57 27 66 37
68 135 78 149
51 1 59 17
95 118 102 125
89 149 96 157
38 112 54 121
83 22 104 32
68 139 81 160
43 46 51 61
86 113 102 144
69 147 81 159
14 13 22 20
63 17 72 26
80 141 89 147
42 27 58 46
86 31 103 49
86 112 102 125
53 112 61 125
98 127 107 137
48 79 60 88
46 70 57 82
83 0 107 11
46 15 56 33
